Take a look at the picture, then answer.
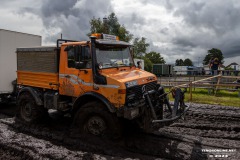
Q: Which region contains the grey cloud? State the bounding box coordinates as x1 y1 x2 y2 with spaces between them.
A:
137 0 174 10
151 0 240 63
41 0 113 42
135 0 240 64
174 1 240 34
164 0 174 10
173 37 197 48
19 0 113 43
41 0 78 18
12 0 240 65
118 12 146 31
222 43 240 58
159 27 169 35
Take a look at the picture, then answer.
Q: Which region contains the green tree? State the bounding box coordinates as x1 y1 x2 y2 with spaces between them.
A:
203 48 224 65
175 59 184 66
183 58 193 66
145 51 166 64
89 18 104 34
89 13 133 42
142 56 153 72
132 37 150 57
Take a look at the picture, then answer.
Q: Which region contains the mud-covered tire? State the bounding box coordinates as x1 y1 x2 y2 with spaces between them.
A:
72 101 122 139
17 92 47 123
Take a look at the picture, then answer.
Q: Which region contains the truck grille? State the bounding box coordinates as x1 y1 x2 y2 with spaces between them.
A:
126 81 157 107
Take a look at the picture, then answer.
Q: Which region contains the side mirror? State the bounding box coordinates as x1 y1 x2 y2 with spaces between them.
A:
97 63 103 70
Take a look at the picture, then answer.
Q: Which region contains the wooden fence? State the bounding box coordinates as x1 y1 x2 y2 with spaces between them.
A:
159 74 240 100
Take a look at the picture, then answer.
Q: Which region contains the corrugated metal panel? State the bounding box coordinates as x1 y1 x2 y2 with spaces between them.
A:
17 50 58 73
17 46 56 52
17 71 59 90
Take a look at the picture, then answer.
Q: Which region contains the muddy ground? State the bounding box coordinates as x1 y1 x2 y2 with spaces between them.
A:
0 103 239 160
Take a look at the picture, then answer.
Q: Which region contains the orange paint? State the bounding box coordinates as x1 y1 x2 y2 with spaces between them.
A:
17 71 59 90
17 38 157 109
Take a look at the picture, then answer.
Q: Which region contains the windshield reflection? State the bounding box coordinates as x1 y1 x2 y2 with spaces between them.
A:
96 46 134 69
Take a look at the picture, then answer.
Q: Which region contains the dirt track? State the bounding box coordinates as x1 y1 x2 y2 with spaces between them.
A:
0 103 239 160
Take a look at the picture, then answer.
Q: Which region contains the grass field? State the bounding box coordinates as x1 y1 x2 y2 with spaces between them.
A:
166 88 240 107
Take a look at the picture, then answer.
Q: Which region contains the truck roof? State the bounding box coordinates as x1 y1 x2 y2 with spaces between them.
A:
17 46 56 52
16 39 131 52
96 39 131 46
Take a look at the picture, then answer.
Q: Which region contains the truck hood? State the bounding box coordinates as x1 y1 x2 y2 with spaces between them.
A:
102 69 157 85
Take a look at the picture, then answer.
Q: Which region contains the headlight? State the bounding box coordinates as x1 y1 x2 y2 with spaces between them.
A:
125 80 138 88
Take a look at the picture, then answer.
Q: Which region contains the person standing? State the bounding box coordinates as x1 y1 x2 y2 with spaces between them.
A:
211 58 221 75
208 57 214 75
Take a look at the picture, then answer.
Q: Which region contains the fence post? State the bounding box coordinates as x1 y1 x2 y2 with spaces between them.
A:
215 75 222 96
194 75 196 91
189 82 193 101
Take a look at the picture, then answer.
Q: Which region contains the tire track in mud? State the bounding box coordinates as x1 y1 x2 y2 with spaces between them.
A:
0 114 156 160
164 103 240 141
0 103 240 159
108 104 239 159
0 116 105 160
147 103 240 159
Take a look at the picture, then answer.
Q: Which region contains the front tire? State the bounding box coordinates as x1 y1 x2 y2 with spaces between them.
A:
17 92 47 123
72 101 122 139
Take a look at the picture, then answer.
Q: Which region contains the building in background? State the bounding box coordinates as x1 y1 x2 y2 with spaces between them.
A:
0 29 41 94
153 64 173 76
226 62 239 71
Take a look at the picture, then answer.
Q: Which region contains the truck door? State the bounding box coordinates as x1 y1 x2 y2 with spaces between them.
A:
59 45 93 97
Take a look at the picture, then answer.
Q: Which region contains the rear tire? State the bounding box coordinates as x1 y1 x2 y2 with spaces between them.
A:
17 92 47 123
72 101 122 139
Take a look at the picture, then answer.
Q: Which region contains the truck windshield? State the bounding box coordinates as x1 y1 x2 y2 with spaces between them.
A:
96 45 134 69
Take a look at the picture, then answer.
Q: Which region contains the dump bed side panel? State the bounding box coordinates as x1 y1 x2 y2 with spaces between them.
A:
17 47 59 90
17 71 59 90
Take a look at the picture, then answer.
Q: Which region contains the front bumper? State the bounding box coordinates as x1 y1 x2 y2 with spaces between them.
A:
152 103 190 123
124 83 190 124
146 86 191 123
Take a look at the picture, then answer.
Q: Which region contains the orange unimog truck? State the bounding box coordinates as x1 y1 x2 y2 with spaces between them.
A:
17 33 189 136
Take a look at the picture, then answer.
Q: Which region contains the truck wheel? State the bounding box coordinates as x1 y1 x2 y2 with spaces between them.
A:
73 101 122 139
17 92 47 123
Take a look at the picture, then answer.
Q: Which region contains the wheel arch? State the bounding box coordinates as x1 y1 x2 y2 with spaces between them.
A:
72 92 116 115
17 87 43 106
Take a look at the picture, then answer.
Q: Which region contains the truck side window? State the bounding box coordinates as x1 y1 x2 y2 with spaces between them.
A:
67 46 76 68
67 45 91 69
80 46 91 68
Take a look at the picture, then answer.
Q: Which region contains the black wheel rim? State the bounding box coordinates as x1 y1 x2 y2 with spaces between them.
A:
21 102 33 122
85 116 107 136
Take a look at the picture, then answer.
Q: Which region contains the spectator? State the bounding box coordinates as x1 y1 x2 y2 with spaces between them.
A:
211 58 221 75
208 57 214 75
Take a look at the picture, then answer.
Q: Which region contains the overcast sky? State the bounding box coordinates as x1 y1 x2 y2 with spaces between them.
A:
1 0 240 66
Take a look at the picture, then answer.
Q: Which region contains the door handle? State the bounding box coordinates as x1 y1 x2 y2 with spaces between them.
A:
65 75 71 78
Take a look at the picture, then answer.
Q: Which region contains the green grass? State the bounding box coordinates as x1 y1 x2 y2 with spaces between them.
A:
166 88 240 107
